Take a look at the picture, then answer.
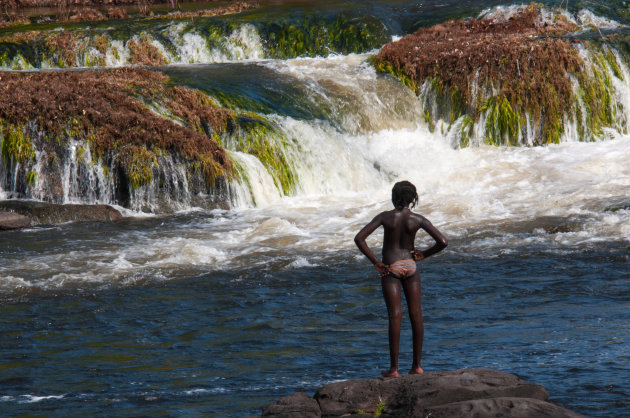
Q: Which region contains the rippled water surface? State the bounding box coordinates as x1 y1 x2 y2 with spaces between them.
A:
1 213 629 416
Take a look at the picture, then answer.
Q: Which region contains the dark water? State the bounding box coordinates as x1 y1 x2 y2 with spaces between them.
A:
1 220 628 416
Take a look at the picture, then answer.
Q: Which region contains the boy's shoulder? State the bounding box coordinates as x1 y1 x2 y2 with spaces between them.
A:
409 211 430 224
375 209 395 217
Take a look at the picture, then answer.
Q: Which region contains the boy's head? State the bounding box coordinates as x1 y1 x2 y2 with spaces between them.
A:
392 180 418 209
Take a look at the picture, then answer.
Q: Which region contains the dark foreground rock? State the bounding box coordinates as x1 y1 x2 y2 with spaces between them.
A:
0 200 122 227
0 210 31 230
261 368 583 417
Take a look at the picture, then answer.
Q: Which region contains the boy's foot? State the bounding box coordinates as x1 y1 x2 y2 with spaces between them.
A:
381 369 399 378
408 367 424 374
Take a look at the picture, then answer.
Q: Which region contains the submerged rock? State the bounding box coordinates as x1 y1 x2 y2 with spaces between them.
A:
0 200 122 226
261 368 583 417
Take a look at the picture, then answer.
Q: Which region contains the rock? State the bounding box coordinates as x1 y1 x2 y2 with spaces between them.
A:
0 200 123 226
315 378 382 416
421 397 584 418
260 369 583 418
315 368 548 416
262 392 320 417
0 211 31 230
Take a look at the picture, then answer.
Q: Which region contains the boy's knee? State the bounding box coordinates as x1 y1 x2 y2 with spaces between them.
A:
388 308 402 321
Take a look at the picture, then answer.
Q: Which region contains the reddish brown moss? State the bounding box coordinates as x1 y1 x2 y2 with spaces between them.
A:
45 31 84 67
1 0 258 24
128 35 167 66
166 86 233 134
164 2 254 19
0 30 41 43
0 68 233 184
373 4 583 145
106 7 128 20
68 7 105 21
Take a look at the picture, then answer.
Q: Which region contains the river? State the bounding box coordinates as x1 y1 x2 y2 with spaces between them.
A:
1 1 629 416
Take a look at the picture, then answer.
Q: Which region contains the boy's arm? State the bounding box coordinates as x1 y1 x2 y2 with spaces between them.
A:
412 216 448 261
354 215 389 276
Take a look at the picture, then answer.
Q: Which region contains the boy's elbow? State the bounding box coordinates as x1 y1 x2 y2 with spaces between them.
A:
354 233 367 248
440 236 448 248
353 235 362 246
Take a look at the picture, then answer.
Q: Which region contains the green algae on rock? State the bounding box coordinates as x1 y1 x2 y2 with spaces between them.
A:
0 68 235 209
0 7 390 69
372 4 626 147
224 115 297 196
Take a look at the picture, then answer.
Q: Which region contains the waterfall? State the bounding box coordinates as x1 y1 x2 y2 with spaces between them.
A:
0 13 389 70
3 43 630 212
3 6 630 213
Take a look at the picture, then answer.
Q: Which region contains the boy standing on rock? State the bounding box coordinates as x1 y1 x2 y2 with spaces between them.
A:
354 181 447 377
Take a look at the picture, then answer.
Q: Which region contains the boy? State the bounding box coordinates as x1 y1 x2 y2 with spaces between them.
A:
354 181 448 377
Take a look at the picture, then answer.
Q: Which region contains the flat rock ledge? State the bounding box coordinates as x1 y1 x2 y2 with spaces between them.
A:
259 368 583 418
0 200 122 230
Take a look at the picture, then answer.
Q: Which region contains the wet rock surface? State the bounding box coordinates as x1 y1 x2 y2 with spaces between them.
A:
0 200 122 227
0 210 31 230
261 368 583 417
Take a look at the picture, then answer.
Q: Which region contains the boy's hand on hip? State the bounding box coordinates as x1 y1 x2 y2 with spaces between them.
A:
374 261 390 277
411 250 425 261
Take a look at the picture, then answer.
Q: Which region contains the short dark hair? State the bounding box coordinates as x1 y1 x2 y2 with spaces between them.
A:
392 181 418 209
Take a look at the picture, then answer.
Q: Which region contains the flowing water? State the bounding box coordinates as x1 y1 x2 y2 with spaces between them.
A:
1 1 630 416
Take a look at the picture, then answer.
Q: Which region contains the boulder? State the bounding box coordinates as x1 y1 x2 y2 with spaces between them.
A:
262 392 320 417
0 200 123 226
0 211 31 230
420 397 583 418
261 369 583 418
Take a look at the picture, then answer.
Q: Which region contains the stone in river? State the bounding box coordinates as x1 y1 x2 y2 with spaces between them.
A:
260 368 583 417
0 200 123 226
0 211 31 230
262 392 320 417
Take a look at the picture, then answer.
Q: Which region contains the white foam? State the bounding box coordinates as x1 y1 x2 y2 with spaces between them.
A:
288 256 317 268
224 24 264 61
0 394 66 403
3 47 630 293
577 9 623 29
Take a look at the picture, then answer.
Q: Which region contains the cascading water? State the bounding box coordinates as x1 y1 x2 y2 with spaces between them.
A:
3 37 630 211
0 11 389 70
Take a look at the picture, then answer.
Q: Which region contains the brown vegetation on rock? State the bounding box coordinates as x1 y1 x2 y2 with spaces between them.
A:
1 0 258 24
373 4 584 145
45 31 83 66
0 29 41 43
106 6 127 19
128 35 167 65
4 0 173 7
165 1 254 19
0 68 233 185
68 6 104 21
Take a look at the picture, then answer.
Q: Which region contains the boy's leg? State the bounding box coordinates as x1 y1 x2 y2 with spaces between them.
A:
381 275 402 377
402 272 424 374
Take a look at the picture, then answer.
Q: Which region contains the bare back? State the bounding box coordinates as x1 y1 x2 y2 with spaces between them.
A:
380 208 424 264
354 206 447 268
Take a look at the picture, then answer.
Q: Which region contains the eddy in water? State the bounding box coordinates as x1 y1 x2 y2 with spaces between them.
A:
354 181 448 377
